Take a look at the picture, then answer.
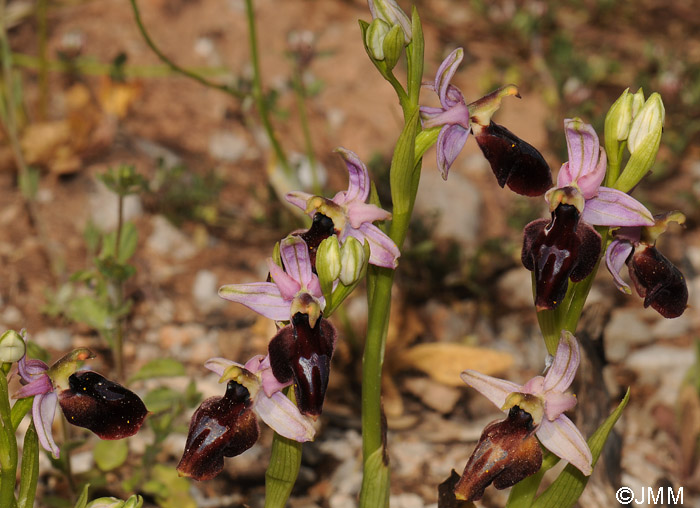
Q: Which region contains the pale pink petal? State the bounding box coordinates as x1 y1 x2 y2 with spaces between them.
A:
259 356 293 397
218 283 290 321
576 146 606 199
520 376 545 396
285 191 315 214
556 161 573 188
562 119 601 187
536 415 592 475
422 103 470 131
13 376 53 399
19 357 48 382
346 223 400 269
544 392 578 421
345 202 392 229
335 147 370 204
436 124 470 180
605 240 633 293
279 236 314 291
435 48 464 108
460 370 522 410
419 106 445 123
204 357 240 377
582 188 655 227
255 391 316 442
243 355 267 374
543 331 579 393
35 391 60 458
268 263 300 304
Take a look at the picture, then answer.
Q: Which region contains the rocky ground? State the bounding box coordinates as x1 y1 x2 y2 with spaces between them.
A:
1 0 700 507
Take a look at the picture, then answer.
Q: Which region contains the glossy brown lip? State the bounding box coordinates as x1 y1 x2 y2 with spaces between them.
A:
628 245 688 318
58 371 148 440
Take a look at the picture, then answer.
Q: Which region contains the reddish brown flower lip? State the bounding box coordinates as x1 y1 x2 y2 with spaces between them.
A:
522 203 601 310
628 245 688 318
268 312 337 417
58 371 147 440
453 406 542 502
474 121 552 197
177 381 259 481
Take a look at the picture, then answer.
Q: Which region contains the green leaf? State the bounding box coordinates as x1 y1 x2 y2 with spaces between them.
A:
389 107 420 218
530 389 630 508
72 484 90 508
143 387 184 414
93 439 129 471
17 423 39 508
128 358 186 383
406 6 424 105
359 447 390 508
100 222 138 264
66 296 112 332
142 465 195 508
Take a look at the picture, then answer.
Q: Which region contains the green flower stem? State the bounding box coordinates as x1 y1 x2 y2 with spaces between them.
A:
0 374 18 508
129 0 244 99
244 0 293 178
264 389 302 508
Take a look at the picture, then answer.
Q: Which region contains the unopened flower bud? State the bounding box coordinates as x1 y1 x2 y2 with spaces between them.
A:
87 496 143 508
382 24 404 70
368 0 412 43
631 87 645 118
365 18 391 60
316 235 341 297
339 237 365 286
605 88 633 142
0 329 26 363
628 92 664 154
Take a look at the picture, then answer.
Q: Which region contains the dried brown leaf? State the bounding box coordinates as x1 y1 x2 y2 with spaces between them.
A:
398 343 513 387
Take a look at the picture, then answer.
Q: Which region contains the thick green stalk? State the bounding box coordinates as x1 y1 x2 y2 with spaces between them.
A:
0 374 18 508
244 0 293 178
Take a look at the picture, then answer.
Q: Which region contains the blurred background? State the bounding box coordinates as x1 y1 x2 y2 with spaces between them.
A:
1 0 699 506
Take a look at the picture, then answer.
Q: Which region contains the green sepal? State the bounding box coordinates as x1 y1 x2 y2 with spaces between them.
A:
359 447 390 508
529 388 630 508
613 124 662 193
324 240 371 317
382 24 404 71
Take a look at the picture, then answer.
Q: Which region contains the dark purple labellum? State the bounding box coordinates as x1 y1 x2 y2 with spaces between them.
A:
453 406 542 502
628 245 688 318
58 371 147 440
177 381 259 481
474 122 552 197
268 313 337 417
522 204 601 310
299 213 335 270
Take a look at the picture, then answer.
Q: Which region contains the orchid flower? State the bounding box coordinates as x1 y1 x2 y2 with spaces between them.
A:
286 147 400 269
420 48 552 195
522 119 655 310
606 212 688 318
13 346 147 458
177 355 316 481
456 332 591 501
218 235 324 321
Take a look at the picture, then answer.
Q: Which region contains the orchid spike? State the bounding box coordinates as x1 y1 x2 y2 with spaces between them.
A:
177 355 315 481
218 235 325 321
286 148 400 269
460 332 592 481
